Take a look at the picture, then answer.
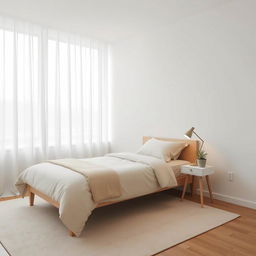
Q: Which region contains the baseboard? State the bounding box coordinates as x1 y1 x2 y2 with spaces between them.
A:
197 189 256 210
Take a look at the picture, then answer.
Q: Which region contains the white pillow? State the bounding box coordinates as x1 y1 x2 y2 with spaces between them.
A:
137 138 187 162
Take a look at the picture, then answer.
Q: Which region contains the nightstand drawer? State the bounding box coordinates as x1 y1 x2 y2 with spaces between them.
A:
181 165 214 176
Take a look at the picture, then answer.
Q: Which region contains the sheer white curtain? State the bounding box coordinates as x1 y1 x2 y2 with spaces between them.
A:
0 16 109 195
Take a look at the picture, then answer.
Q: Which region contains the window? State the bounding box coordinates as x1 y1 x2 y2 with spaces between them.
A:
0 16 109 194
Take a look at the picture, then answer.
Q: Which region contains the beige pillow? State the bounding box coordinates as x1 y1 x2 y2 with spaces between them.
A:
137 138 187 162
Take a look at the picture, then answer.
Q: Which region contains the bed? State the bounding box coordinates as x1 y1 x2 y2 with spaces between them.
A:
16 136 199 237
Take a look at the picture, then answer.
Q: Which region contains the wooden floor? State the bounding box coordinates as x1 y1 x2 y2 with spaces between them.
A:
157 191 256 256
1 192 256 256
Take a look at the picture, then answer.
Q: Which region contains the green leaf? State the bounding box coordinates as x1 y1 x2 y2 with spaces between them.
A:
197 150 208 160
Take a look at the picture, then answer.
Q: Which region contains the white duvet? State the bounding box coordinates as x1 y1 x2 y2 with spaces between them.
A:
16 153 180 236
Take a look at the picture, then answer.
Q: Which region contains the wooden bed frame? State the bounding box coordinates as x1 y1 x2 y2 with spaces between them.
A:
26 136 199 237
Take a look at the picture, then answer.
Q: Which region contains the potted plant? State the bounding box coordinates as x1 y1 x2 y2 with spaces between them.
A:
197 150 208 167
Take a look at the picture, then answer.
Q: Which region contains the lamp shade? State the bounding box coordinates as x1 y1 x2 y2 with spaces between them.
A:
184 127 195 139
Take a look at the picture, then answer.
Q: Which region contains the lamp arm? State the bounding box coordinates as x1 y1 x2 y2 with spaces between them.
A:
192 131 204 151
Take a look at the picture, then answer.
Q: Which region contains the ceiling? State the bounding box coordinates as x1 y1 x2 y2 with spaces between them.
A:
0 0 230 42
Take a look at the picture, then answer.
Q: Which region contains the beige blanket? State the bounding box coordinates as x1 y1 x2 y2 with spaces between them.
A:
48 159 121 202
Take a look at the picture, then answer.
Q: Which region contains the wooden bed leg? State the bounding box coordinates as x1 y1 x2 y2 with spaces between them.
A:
29 192 35 206
69 230 76 237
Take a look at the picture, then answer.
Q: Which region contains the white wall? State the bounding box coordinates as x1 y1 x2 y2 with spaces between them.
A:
0 0 227 42
111 0 256 208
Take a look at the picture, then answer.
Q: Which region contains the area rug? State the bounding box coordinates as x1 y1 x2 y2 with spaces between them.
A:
0 193 239 256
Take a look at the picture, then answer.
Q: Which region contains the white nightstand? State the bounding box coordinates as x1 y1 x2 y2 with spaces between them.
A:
181 165 214 207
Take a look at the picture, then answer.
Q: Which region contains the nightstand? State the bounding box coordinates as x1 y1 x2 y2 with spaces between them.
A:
180 165 214 207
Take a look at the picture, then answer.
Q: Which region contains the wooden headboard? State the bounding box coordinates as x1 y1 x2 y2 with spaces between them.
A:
143 136 199 164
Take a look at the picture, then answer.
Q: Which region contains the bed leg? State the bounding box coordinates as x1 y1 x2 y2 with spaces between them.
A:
29 192 35 206
69 230 76 237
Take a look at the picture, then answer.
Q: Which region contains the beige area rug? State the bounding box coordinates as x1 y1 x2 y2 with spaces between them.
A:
0 193 239 256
